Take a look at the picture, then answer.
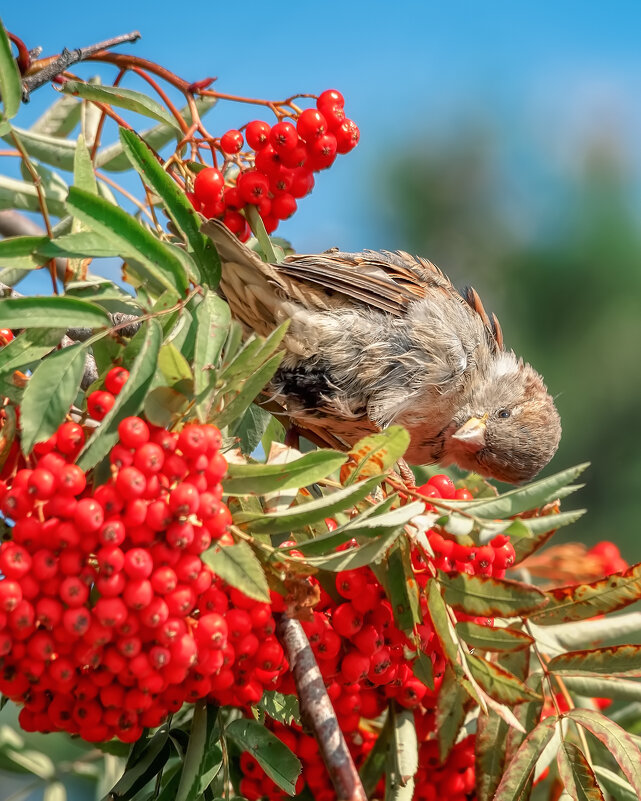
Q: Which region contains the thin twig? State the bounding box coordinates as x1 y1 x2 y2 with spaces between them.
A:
277 614 367 801
21 31 141 100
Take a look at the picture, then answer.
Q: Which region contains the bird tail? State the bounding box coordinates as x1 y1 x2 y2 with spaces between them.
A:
201 218 267 269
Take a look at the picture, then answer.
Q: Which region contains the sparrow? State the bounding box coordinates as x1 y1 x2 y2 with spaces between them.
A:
202 219 561 483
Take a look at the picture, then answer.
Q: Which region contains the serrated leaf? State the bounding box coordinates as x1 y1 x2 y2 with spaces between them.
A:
568 709 641 796
435 666 468 762
258 692 300 726
66 186 190 297
513 510 587 563
224 449 347 495
0 21 22 120
0 235 49 269
119 128 220 286
441 573 548 617
37 231 127 259
466 653 541 704
493 716 558 801
531 562 641 625
446 463 589 519
557 741 604 801
19 343 86 453
341 426 410 483
77 319 162 471
456 621 534 652
226 718 301 795
61 81 182 129
202 541 270 602
0 296 110 328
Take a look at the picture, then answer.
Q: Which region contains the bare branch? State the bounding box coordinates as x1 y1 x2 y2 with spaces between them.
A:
21 31 141 101
277 614 367 801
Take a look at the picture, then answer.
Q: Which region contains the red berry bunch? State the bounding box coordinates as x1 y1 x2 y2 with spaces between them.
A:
187 89 359 238
414 733 476 801
416 474 516 578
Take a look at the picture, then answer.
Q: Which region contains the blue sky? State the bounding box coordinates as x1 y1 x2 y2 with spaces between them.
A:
3 2 641 255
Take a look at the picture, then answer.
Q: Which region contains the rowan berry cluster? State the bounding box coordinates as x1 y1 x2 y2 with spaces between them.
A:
416 474 516 578
186 89 359 239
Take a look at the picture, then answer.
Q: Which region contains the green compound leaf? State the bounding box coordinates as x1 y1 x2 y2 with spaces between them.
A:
440 573 548 617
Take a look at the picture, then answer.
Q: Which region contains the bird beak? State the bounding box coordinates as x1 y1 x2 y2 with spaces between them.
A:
452 415 487 451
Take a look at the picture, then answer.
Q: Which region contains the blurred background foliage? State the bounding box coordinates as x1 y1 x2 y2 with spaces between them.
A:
376 123 641 555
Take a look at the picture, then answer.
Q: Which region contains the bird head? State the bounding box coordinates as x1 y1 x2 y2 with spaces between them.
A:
446 352 561 484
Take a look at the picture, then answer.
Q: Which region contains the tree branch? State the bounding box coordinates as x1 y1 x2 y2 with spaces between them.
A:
21 31 141 101
277 614 367 801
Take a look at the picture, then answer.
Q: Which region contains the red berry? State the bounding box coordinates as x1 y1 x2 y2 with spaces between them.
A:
0 328 14 346
335 119 360 154
297 108 328 141
58 464 87 496
271 193 297 220
245 120 271 150
317 89 344 108
269 121 298 151
427 474 456 500
220 129 244 155
237 170 270 205
105 366 129 395
87 390 115 420
118 417 150 449
55 421 85 456
194 167 225 204
307 133 338 170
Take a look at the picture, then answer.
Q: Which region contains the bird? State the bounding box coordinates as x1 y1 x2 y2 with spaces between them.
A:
201 218 561 484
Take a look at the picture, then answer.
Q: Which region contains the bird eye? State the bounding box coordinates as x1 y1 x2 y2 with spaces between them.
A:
497 409 511 419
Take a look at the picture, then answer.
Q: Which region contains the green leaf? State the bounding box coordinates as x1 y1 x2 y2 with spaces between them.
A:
549 644 641 678
61 81 182 130
66 186 190 297
0 174 67 217
466 653 541 704
193 291 230 417
226 718 301 795
174 702 221 801
258 692 300 727
426 578 463 669
95 97 217 171
231 404 272 455
440 573 548 617
143 386 189 428
561 676 641 702
444 463 589 519
594 766 639 801
31 93 81 137
568 709 641 797
220 322 289 385
19 344 86 454
476 708 510 801
101 729 171 801
0 22 22 120
119 128 220 286
557 741 605 801
73 133 97 194
303 526 405 571
202 541 270 602
455 622 534 652
386 705 418 801
2 126 77 170
224 450 347 495
77 319 162 471
0 296 110 328
386 541 422 632
342 426 410 484
0 235 49 269
413 651 434 690
43 782 67 801
37 231 127 259
435 666 468 762
245 205 280 263
492 717 558 801
2 747 55 779
0 327 66 376
360 713 391 797
158 343 193 384
531 562 641 625
214 351 284 428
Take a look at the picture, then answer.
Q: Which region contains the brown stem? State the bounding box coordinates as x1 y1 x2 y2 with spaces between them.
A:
90 68 127 160
21 31 141 100
277 615 367 801
8 32 31 75
131 67 189 133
